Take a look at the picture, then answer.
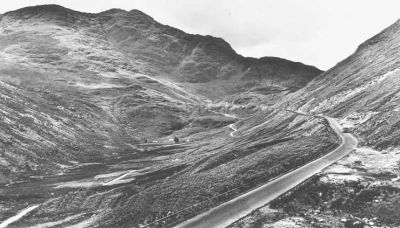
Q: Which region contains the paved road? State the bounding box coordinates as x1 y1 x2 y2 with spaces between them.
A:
175 117 358 228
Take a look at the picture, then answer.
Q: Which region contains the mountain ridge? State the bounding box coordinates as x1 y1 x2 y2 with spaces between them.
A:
0 4 324 179
228 17 400 228
0 4 331 227
1 4 322 85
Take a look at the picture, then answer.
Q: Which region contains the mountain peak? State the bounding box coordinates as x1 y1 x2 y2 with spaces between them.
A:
98 8 128 15
129 9 150 15
5 4 79 16
126 9 155 21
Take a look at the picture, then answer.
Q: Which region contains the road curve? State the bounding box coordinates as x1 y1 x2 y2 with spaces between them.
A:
228 123 238 137
175 117 358 228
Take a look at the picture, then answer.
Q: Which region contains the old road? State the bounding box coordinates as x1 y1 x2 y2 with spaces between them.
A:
175 116 358 228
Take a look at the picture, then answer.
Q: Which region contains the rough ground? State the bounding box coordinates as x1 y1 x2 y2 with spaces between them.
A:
3 4 400 228
0 4 326 228
0 4 322 179
4 109 339 228
231 146 400 228
231 16 400 228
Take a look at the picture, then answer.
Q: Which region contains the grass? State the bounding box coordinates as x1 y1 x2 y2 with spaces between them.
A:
5 110 340 227
51 111 339 227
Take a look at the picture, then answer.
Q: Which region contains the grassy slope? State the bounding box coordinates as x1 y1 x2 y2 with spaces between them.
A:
0 81 129 181
232 18 400 228
279 19 400 150
0 5 325 227
14 110 339 227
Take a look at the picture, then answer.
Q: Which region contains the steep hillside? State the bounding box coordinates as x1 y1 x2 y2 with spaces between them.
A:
0 4 322 177
0 4 325 227
0 80 136 183
0 4 321 99
282 18 400 150
11 110 338 227
235 18 400 228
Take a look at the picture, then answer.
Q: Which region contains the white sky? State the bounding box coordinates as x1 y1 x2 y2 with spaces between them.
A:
1 0 400 70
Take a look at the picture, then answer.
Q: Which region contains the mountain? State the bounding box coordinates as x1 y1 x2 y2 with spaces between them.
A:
0 4 322 177
0 4 327 227
282 18 400 150
229 17 400 228
0 80 129 182
13 109 338 227
0 4 321 92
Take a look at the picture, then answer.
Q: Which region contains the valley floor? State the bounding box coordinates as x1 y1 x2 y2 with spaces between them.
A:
1 108 339 228
0 143 189 227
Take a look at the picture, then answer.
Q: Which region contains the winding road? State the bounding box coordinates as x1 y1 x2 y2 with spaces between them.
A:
175 116 358 228
228 123 238 137
0 112 357 228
